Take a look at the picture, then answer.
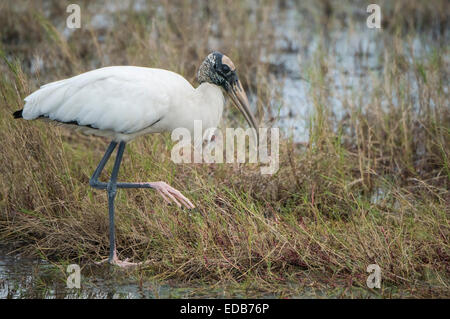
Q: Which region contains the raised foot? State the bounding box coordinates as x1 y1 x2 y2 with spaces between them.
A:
148 181 195 209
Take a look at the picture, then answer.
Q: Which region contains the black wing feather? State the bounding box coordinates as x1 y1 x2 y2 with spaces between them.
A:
13 109 23 119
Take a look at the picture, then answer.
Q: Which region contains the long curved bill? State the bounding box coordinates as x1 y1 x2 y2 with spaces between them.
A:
227 79 259 145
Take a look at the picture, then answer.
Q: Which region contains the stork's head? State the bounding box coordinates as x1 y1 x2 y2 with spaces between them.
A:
198 51 258 142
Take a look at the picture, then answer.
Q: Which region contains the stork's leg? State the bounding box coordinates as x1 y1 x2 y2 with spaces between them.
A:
116 181 195 209
89 141 117 190
91 141 194 268
104 141 140 267
89 142 195 208
107 141 124 265
93 142 141 267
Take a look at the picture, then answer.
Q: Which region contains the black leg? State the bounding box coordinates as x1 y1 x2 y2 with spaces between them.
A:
89 141 157 190
107 141 126 263
90 140 195 267
89 141 118 190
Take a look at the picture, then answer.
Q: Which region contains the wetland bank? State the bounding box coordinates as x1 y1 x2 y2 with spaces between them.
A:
0 0 449 298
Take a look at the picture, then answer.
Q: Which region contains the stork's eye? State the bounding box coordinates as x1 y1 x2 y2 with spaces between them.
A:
222 65 231 74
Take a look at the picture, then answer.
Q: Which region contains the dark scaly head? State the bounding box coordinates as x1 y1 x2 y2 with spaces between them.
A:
197 51 258 143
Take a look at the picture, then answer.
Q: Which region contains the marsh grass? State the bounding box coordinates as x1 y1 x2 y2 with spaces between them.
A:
0 0 449 298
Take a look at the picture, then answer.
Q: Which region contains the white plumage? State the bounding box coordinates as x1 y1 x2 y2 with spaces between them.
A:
23 66 224 141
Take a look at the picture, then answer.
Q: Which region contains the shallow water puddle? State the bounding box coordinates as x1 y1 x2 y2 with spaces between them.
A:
0 245 288 298
0 245 195 298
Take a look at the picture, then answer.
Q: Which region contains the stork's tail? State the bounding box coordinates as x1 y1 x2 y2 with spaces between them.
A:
13 109 23 119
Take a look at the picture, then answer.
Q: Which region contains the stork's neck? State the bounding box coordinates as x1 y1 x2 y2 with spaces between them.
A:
193 82 224 128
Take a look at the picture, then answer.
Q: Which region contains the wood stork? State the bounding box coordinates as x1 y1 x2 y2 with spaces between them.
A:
13 51 258 267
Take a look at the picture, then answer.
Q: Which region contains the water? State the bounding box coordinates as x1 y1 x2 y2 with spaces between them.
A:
0 242 289 298
0 245 217 299
265 1 443 142
1 246 379 299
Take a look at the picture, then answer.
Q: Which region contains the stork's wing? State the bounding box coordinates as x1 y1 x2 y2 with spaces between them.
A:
22 66 193 134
